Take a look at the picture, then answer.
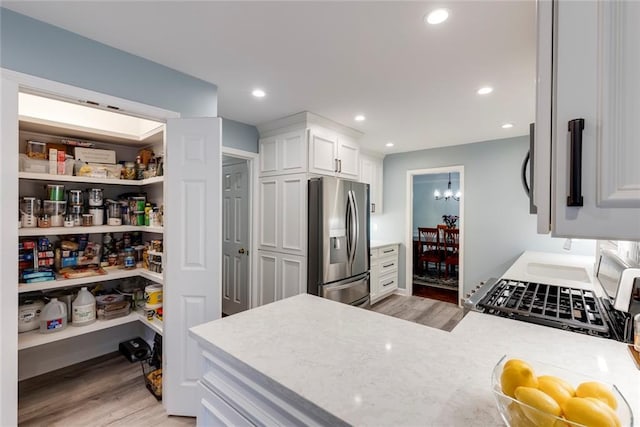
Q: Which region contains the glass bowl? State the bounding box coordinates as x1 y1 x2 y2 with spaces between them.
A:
491 355 634 427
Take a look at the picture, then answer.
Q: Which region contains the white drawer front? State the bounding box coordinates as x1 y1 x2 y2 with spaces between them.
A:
199 382 253 427
379 257 398 275
378 245 398 257
378 273 398 292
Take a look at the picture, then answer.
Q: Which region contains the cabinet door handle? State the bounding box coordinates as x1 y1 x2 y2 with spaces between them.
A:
338 159 342 173
334 158 339 173
567 118 585 207
371 203 376 213
383 280 395 287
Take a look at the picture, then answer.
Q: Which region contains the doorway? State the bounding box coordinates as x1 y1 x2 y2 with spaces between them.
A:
405 166 464 306
221 149 257 316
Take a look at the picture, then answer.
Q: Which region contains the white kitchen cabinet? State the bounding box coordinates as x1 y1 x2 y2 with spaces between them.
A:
308 128 359 180
258 129 306 176
369 244 399 305
258 173 307 256
359 152 384 215
1 70 221 420
535 0 640 240
257 250 306 305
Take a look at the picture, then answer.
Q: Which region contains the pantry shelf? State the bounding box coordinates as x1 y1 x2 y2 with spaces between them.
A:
18 311 140 350
137 311 163 335
18 225 163 237
18 267 163 293
19 172 164 186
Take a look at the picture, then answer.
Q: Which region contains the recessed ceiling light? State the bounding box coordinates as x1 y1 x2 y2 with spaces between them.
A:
354 114 366 122
252 89 266 98
425 9 449 25
477 86 493 95
385 142 394 147
501 123 514 129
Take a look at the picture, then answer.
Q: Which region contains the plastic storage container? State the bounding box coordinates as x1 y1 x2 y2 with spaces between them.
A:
72 287 96 326
43 200 67 227
19 300 45 333
19 153 74 175
26 141 47 159
39 298 67 333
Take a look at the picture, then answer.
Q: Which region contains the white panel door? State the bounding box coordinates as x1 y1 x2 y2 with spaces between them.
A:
553 0 640 240
280 130 307 174
337 136 359 180
165 117 221 416
222 162 250 316
258 177 278 250
308 131 337 176
258 251 278 305
259 136 278 176
0 76 19 427
280 174 307 255
280 254 306 299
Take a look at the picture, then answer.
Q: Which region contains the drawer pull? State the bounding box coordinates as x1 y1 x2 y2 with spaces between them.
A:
382 262 395 268
383 249 394 253
383 280 395 287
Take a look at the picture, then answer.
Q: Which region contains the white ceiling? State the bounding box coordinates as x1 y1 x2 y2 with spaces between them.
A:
3 1 536 154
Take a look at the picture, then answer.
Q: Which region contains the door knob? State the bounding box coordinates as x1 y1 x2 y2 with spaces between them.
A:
238 248 245 254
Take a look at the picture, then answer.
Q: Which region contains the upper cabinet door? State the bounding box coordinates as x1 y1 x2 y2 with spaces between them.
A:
258 130 306 177
308 130 338 176
359 153 383 215
165 117 221 416
552 0 640 240
336 136 359 180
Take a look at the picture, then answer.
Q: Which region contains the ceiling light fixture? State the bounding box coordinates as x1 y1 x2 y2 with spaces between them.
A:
501 123 514 129
477 86 493 95
425 8 449 25
354 114 366 122
385 142 394 147
252 89 266 98
434 173 461 201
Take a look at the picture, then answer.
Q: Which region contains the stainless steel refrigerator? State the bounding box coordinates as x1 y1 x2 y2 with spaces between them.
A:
308 177 370 307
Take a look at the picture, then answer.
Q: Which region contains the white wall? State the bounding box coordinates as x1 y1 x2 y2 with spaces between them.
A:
372 135 595 295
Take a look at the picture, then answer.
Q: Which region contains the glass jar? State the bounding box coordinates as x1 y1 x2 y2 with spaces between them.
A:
38 213 51 228
123 162 136 180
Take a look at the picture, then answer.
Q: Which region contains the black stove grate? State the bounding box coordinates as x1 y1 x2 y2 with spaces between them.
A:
478 279 610 335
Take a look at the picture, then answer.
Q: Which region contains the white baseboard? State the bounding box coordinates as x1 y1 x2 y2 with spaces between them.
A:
394 287 410 297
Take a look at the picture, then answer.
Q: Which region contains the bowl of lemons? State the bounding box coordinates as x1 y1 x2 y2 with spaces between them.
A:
491 355 633 427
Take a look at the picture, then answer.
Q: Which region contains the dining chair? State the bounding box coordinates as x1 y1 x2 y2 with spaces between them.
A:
443 228 460 279
417 227 442 275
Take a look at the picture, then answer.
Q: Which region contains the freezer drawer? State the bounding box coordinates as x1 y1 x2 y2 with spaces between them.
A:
320 273 369 306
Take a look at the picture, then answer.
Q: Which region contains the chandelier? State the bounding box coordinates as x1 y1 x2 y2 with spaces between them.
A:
433 173 461 201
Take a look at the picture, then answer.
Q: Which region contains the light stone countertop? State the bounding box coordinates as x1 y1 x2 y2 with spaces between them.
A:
190 294 639 426
370 240 401 249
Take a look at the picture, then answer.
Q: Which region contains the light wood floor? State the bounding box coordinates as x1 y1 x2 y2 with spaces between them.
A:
19 352 195 427
369 294 466 332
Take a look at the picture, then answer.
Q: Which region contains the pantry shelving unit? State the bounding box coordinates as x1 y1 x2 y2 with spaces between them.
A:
16 97 167 361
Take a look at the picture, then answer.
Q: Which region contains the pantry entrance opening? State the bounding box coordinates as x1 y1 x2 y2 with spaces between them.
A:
221 147 257 316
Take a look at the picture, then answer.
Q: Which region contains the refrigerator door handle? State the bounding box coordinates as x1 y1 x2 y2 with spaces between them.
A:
349 190 359 267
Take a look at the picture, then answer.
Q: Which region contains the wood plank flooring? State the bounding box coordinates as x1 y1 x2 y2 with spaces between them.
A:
369 294 466 332
19 352 195 427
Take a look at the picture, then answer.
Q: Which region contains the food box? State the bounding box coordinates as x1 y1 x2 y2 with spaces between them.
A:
74 147 116 164
75 162 122 179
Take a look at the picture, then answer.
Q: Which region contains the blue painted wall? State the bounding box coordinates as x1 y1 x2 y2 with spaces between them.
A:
222 118 259 153
0 8 217 117
372 135 595 295
413 172 460 234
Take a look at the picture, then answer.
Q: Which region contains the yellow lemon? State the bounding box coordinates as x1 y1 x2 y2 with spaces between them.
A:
538 375 576 396
505 359 531 370
501 363 538 398
563 397 617 427
575 381 618 410
538 376 574 408
585 397 622 427
514 386 562 427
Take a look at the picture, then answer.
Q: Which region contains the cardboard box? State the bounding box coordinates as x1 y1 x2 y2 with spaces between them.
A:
57 150 66 175
74 147 116 164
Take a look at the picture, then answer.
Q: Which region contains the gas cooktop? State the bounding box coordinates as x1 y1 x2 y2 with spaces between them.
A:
470 278 630 341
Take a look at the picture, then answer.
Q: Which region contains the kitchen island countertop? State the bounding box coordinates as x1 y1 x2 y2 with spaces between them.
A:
190 294 639 426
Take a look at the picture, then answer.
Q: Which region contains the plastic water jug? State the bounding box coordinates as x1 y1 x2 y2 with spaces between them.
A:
72 287 96 326
39 298 67 333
